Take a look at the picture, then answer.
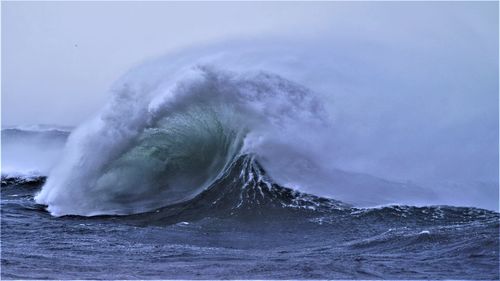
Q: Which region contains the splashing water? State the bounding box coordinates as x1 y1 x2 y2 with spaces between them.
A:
34 63 330 216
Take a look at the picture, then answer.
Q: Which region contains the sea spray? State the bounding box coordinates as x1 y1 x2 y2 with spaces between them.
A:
35 66 327 216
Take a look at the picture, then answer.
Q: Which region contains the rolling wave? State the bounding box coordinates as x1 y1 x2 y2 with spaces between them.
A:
29 49 499 216
34 66 327 216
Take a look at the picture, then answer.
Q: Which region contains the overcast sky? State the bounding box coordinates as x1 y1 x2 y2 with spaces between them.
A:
2 2 498 127
2 1 340 126
2 2 498 183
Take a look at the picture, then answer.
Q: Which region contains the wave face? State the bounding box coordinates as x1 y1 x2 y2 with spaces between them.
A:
35 66 327 216
132 154 350 224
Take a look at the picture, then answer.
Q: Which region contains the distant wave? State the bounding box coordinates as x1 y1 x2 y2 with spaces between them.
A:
1 127 70 176
1 173 46 186
2 124 73 133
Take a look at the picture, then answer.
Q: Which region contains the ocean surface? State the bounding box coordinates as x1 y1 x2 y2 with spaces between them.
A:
1 154 499 279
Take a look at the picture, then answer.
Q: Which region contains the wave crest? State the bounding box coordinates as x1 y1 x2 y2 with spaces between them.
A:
35 65 327 216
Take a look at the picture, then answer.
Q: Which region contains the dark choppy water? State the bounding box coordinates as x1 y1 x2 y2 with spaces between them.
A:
2 168 499 280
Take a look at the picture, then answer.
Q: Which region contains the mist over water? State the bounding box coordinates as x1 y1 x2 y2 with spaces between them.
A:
1 126 70 175
23 38 497 215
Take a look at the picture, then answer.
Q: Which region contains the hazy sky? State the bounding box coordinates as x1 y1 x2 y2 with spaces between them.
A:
2 1 337 126
2 2 498 183
2 2 497 127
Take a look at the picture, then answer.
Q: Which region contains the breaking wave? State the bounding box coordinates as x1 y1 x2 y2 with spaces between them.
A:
30 44 499 216
35 64 329 216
